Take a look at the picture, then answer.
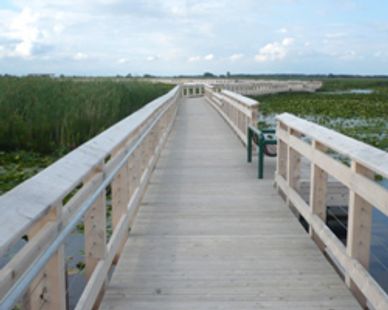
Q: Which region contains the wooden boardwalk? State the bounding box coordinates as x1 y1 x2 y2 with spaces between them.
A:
100 97 360 309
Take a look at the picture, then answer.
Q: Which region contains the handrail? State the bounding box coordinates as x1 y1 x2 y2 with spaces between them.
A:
0 105 166 309
0 85 181 309
275 113 388 309
222 90 258 107
278 113 388 179
0 86 180 256
204 84 259 144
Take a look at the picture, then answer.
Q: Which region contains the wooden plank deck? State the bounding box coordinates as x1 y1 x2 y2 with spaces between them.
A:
100 97 360 309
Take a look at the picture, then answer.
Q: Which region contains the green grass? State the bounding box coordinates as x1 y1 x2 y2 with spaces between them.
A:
0 77 173 194
318 77 388 92
0 77 173 154
257 92 388 119
251 78 388 151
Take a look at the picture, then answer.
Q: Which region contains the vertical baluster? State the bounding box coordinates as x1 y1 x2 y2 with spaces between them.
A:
111 160 129 264
286 129 301 204
85 191 106 279
238 111 242 134
276 122 288 180
84 178 107 309
346 161 373 307
24 204 66 310
249 106 258 153
309 140 328 250
127 152 137 230
111 171 123 234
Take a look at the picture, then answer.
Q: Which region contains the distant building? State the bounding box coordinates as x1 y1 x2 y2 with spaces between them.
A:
27 73 56 78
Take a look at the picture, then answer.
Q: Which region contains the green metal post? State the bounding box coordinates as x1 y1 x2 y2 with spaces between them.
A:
258 139 264 179
247 127 252 162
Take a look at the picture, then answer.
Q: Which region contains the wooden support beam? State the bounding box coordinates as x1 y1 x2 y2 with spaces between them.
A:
286 133 301 191
111 163 130 265
277 122 288 180
346 161 373 308
24 204 66 310
85 191 106 280
309 141 328 251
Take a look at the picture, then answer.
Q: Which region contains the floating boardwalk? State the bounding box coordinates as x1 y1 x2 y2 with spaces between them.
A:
1 83 387 310
100 98 360 309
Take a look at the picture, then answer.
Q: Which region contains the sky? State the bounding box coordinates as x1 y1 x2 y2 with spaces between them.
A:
0 0 387 76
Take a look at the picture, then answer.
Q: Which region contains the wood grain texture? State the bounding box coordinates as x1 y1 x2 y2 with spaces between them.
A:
101 98 360 309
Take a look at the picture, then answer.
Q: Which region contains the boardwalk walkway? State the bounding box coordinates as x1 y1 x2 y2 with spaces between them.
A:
100 97 360 309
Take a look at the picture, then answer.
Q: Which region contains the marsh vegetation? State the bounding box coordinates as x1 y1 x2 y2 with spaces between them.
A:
0 77 173 194
253 78 388 151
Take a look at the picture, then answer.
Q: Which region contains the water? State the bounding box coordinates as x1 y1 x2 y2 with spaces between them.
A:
320 89 375 95
370 180 388 291
324 182 388 293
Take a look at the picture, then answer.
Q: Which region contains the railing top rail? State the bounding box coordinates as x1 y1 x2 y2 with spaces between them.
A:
0 86 180 256
276 112 388 178
221 90 259 107
181 82 203 86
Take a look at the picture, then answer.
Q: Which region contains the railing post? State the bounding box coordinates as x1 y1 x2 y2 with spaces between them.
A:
258 137 265 179
249 105 258 154
111 162 129 264
247 127 252 163
346 161 373 307
24 204 66 310
127 153 137 229
309 141 328 251
85 191 106 279
276 122 287 180
285 128 301 210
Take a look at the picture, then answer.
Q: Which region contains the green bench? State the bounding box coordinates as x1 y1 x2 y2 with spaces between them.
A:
247 126 277 179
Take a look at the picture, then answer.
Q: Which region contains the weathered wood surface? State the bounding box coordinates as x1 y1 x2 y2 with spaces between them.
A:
276 113 388 309
100 97 359 309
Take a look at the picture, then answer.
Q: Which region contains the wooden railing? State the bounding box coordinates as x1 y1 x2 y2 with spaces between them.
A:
220 80 322 95
204 85 259 144
275 113 388 310
150 78 322 95
0 86 180 310
181 83 204 97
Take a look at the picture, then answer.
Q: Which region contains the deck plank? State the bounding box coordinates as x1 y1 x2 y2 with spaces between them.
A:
100 97 360 309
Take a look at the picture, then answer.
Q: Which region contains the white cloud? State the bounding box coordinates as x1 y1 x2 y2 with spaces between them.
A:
282 37 294 46
6 8 40 58
188 54 214 62
278 27 288 33
0 46 7 58
229 53 243 61
204 53 214 61
14 41 34 57
117 58 128 64
188 56 201 62
146 55 159 61
73 52 88 60
255 37 295 62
